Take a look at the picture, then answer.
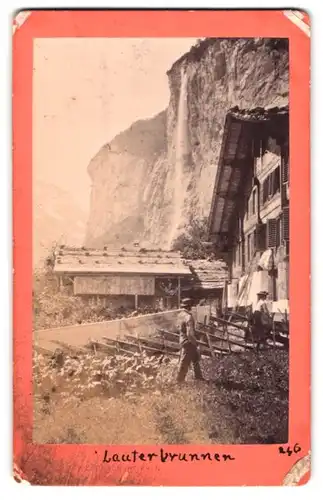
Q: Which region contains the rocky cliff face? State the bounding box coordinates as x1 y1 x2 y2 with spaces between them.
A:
85 38 289 249
85 110 167 247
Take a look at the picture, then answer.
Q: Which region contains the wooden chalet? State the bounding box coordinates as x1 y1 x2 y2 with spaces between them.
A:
207 106 289 311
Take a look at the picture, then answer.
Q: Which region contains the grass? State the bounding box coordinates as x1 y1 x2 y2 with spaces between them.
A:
33 348 288 445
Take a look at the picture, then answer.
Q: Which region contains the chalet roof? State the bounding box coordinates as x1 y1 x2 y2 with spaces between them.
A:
207 106 289 242
53 246 192 276
185 259 228 289
229 105 289 123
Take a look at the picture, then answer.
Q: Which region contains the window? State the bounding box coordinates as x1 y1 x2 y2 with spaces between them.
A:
234 241 242 267
262 166 281 205
252 189 256 215
255 223 267 252
245 196 249 219
247 234 252 261
237 217 241 237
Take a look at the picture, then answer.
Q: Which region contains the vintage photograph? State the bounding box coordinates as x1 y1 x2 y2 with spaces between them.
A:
33 37 289 445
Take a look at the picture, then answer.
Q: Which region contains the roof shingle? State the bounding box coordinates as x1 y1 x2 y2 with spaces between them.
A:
185 259 228 289
53 246 192 276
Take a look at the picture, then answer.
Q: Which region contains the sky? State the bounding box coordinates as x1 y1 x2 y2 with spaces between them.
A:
33 37 197 216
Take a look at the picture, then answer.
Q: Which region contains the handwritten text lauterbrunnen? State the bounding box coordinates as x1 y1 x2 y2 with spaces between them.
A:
102 449 235 463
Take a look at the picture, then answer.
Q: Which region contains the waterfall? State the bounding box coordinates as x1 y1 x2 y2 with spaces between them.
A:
167 67 190 249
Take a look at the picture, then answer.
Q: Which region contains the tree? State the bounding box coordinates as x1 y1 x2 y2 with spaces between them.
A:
171 216 215 260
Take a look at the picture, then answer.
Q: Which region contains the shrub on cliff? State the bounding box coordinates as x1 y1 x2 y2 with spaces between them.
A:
171 216 215 260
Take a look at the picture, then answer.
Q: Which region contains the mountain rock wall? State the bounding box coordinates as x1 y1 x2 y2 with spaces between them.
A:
85 38 289 249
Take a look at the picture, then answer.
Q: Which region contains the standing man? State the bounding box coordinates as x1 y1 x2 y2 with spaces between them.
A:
252 291 272 351
176 298 205 383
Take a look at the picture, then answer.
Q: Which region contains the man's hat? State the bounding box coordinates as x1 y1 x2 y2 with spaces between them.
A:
257 290 268 297
180 297 193 307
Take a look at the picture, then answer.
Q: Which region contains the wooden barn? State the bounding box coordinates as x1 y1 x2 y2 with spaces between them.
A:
51 246 228 315
52 246 193 312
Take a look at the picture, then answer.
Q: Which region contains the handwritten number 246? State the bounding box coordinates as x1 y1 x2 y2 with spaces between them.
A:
279 444 301 456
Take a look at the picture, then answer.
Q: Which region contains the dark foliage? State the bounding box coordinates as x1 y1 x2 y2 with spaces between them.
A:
201 349 289 443
171 216 215 260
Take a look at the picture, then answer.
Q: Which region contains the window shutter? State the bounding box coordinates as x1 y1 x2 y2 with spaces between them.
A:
282 206 289 241
273 167 280 194
259 184 263 208
282 158 289 183
254 137 261 158
248 236 251 260
241 237 245 271
285 240 290 258
252 189 256 214
276 217 281 247
267 219 277 248
252 231 257 254
282 182 288 205
263 178 269 204
268 173 274 197
255 223 267 251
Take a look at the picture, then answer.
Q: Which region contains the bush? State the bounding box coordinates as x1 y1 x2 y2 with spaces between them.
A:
33 348 288 445
201 349 289 444
33 269 109 330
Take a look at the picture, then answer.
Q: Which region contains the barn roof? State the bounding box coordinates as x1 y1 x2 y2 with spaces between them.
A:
53 246 192 276
185 259 228 289
207 106 289 243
